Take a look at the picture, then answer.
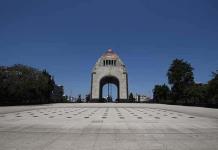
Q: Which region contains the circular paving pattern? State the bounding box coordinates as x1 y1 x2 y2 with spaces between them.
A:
0 104 217 150
0 107 199 122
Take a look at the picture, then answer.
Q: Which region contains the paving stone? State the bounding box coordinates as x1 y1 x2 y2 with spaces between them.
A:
0 103 218 150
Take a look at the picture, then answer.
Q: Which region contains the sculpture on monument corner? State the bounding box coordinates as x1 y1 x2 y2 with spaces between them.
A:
90 49 128 103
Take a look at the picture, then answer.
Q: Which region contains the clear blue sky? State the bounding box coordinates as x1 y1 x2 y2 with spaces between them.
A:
0 0 218 97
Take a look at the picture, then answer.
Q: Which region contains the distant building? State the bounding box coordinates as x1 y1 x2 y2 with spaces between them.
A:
136 94 151 103
68 96 76 102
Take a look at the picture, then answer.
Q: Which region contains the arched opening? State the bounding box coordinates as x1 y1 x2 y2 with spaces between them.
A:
99 76 120 102
102 84 117 102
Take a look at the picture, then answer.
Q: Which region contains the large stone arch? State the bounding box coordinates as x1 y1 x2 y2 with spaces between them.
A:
90 49 128 102
99 75 120 101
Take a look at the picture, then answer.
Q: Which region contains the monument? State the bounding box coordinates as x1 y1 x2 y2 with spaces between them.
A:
90 49 128 102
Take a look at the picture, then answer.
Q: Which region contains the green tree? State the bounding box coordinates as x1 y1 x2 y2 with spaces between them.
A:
76 94 82 103
167 59 194 104
85 94 90 103
129 92 135 103
42 70 55 103
207 71 218 106
62 95 69 103
184 83 208 105
0 64 56 105
51 84 64 103
153 84 170 103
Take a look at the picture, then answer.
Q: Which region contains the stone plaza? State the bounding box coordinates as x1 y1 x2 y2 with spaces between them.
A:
0 103 218 150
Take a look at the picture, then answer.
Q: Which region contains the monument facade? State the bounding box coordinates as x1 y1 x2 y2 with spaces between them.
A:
90 49 128 102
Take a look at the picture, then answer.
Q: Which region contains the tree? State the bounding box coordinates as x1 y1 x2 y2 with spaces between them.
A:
207 71 218 106
62 95 69 103
167 59 194 104
184 83 208 105
129 92 135 103
51 84 64 103
76 94 82 103
85 94 90 103
153 84 170 103
42 70 55 103
0 64 57 105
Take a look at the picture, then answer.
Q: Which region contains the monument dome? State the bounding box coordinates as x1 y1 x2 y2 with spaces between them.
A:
102 49 118 59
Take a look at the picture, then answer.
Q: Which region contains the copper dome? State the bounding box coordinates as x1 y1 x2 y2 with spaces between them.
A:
102 48 118 59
